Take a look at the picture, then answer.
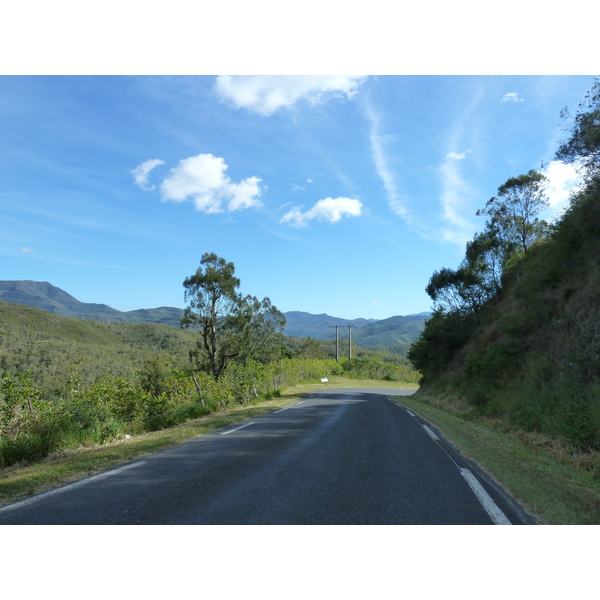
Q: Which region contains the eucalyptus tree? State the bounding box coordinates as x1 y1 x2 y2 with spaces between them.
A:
556 78 600 178
477 170 550 254
181 252 285 380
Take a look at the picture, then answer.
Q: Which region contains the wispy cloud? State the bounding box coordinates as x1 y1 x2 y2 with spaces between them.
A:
280 197 362 227
215 76 367 116
446 150 470 160
131 159 164 190
501 92 524 103
365 100 411 220
133 154 263 214
290 178 315 192
21 247 34 254
436 87 487 247
441 149 473 233
438 155 477 246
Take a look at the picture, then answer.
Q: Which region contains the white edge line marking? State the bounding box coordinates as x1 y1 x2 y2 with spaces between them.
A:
399 403 512 525
274 400 306 414
460 468 512 525
0 460 147 514
221 422 254 435
422 424 440 441
388 399 412 416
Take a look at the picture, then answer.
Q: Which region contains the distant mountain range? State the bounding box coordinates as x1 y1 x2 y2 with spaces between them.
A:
0 280 185 327
282 310 430 351
0 280 430 350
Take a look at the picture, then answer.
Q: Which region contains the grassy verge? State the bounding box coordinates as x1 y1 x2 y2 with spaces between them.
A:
394 391 600 525
0 378 416 507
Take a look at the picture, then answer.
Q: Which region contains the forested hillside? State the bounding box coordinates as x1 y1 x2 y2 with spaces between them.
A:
409 80 600 453
0 281 429 353
283 311 429 354
0 300 197 400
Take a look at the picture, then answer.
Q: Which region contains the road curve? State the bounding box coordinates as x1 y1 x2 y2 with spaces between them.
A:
0 388 533 524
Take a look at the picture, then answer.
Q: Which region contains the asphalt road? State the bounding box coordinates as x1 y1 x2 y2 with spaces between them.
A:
0 388 534 525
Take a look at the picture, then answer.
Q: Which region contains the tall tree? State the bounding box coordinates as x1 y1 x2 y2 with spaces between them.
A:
477 170 549 254
556 78 600 178
181 252 285 380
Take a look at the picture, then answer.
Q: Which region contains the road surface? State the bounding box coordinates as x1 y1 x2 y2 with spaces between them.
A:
0 388 533 524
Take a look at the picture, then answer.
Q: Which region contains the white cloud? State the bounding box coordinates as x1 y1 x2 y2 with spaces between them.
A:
372 300 382 306
214 75 367 116
131 159 164 190
446 150 470 160
225 176 263 211
21 247 34 253
501 92 524 103
159 153 262 213
280 197 362 227
542 160 583 215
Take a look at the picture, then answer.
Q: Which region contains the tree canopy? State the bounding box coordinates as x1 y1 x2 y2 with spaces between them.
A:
477 169 549 254
556 78 600 178
181 252 285 380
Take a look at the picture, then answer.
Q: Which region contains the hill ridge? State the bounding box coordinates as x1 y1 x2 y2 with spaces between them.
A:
0 280 430 350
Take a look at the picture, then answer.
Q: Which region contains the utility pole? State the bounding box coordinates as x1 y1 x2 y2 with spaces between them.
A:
346 325 358 359
329 324 358 360
330 325 341 361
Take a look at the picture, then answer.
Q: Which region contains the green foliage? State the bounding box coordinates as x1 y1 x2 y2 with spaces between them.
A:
411 81 600 451
339 356 420 383
478 170 550 254
0 301 198 403
2 348 413 468
0 371 49 441
182 252 285 380
556 78 600 177
298 336 329 359
408 310 476 380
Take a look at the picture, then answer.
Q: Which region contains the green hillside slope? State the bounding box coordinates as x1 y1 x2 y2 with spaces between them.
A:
409 80 600 453
281 311 373 338
0 300 197 400
282 311 429 354
354 315 428 350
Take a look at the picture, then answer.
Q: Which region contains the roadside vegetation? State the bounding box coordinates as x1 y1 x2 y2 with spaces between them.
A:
0 377 415 507
406 79 600 521
0 253 420 475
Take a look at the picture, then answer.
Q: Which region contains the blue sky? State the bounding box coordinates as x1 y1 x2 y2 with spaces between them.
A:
1 75 595 320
